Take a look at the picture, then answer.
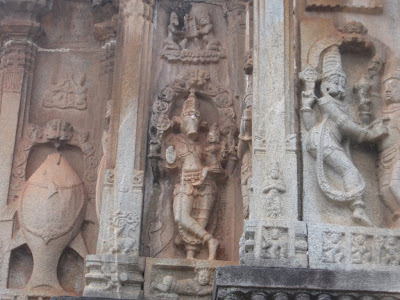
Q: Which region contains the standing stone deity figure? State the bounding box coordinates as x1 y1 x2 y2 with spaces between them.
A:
153 267 213 299
354 56 384 125
204 123 227 180
165 91 219 260
262 163 286 218
377 58 400 229
238 52 253 219
300 46 388 226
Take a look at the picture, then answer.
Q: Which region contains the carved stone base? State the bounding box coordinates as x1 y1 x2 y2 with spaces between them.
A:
213 266 400 300
240 220 308 268
144 258 236 300
83 254 145 300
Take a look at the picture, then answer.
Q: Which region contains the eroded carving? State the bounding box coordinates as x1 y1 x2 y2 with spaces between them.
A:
351 234 372 264
306 0 383 11
238 52 253 220
261 227 288 259
321 232 345 263
377 58 400 229
153 266 213 299
42 73 88 110
354 56 384 125
110 211 139 255
262 163 286 218
162 10 225 63
300 46 388 227
378 236 400 265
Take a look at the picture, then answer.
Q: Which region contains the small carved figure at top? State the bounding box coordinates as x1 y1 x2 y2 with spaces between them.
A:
153 266 213 299
161 10 225 63
261 227 288 259
351 234 372 264
354 56 384 125
165 91 220 260
377 57 400 229
300 46 388 227
43 73 88 110
163 12 184 52
321 232 345 263
262 163 286 218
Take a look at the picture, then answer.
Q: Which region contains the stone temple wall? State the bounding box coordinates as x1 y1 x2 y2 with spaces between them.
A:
0 0 399 300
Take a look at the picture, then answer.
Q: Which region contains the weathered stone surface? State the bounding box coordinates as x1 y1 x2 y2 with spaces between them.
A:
213 266 400 299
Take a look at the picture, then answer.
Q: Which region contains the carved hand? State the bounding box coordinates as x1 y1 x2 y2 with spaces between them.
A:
301 91 317 109
166 146 177 164
365 118 389 142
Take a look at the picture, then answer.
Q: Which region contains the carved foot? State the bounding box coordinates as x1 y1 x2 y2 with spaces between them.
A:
187 250 195 260
390 213 400 229
208 238 219 261
352 207 373 227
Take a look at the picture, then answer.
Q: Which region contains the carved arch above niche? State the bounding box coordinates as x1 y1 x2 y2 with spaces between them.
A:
9 119 99 203
307 22 389 71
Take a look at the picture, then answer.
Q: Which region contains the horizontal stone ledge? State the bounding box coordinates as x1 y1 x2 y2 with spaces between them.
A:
213 266 400 294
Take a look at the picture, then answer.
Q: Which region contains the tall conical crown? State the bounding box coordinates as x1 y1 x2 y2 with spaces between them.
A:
181 91 200 118
383 57 400 83
322 46 346 79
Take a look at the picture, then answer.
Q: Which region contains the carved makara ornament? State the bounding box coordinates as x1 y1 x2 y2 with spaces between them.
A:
300 46 388 227
165 91 220 260
17 153 87 293
378 57 400 228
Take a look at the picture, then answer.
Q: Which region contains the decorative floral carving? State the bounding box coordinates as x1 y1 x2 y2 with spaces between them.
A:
110 211 139 254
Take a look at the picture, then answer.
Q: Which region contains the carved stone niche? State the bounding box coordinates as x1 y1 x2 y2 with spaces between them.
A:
142 69 242 262
299 21 394 229
1 120 98 296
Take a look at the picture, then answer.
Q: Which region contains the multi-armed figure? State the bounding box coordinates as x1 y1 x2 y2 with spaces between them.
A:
165 91 220 260
300 46 388 226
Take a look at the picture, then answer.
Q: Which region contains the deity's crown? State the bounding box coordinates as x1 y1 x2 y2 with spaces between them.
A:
322 46 346 79
383 57 400 83
181 91 200 118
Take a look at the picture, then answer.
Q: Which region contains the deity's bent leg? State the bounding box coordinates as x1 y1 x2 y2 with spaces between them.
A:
173 191 209 241
323 149 372 226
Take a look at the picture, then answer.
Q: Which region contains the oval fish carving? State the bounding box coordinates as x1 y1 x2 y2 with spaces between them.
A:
18 153 87 293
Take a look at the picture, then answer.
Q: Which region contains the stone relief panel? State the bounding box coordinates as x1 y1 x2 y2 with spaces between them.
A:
308 224 400 271
299 21 394 228
162 10 226 63
144 258 235 300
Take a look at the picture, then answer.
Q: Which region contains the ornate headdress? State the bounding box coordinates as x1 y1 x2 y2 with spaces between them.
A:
383 57 400 83
181 91 200 118
322 46 346 79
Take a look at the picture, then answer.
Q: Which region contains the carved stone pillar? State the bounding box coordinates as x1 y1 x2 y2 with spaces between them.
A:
83 0 154 298
240 0 305 267
0 0 51 291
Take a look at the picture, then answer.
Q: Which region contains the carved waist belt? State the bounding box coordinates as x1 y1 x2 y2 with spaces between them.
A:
182 170 202 181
